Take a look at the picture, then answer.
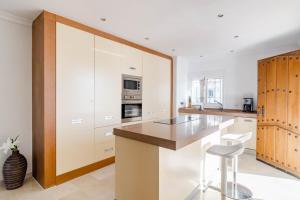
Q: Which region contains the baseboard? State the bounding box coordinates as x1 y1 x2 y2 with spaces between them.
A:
56 157 115 185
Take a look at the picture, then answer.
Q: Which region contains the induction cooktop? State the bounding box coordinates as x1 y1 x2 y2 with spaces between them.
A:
154 115 201 125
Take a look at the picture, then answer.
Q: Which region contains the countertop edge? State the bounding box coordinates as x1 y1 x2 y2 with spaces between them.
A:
113 128 177 150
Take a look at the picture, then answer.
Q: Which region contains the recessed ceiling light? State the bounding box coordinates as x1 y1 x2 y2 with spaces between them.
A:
199 56 203 58
172 49 176 52
144 37 150 40
234 35 239 38
217 14 224 18
230 50 235 53
100 18 107 22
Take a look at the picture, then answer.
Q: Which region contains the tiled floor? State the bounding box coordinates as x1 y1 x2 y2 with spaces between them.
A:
0 154 299 200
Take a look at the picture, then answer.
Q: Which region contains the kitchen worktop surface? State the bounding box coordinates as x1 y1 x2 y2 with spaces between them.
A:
179 107 257 118
113 114 234 150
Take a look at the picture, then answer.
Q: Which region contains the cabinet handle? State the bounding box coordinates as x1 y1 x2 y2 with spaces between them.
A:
288 133 292 136
276 159 279 162
295 126 298 129
295 148 298 152
295 135 298 139
289 124 292 127
282 162 284 165
276 119 279 122
288 164 291 167
104 147 114 152
295 167 298 170
289 90 292 93
129 67 136 70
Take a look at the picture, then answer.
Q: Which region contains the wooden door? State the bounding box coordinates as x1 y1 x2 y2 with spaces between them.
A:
274 127 287 167
257 61 267 124
56 23 95 175
288 56 300 132
266 59 276 123
256 126 265 159
287 132 300 173
95 35 122 128
276 56 288 127
264 126 275 162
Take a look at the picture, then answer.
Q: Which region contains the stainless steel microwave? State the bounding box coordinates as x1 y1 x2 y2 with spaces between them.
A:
122 74 142 100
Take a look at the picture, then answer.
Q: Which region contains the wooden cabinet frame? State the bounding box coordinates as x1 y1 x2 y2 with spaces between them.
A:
33 11 174 188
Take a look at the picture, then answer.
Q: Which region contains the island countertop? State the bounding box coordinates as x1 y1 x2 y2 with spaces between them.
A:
113 114 234 150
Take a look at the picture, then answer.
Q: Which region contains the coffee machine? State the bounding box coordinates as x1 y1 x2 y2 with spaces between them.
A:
243 98 254 112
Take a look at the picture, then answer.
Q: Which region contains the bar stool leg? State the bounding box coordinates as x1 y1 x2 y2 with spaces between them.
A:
220 157 227 199
233 155 238 198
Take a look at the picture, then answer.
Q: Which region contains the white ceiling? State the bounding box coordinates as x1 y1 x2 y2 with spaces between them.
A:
1 0 300 58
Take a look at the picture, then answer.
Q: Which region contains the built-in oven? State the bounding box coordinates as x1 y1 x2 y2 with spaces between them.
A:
122 74 142 100
121 100 142 123
122 74 142 123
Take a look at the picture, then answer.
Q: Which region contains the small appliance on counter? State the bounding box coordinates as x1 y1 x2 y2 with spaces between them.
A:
121 74 142 123
242 98 254 112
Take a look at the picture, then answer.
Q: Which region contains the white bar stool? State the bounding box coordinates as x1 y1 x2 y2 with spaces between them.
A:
222 132 253 146
206 143 253 200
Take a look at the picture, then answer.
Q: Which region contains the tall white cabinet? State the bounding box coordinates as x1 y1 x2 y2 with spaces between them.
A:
55 23 172 176
56 23 95 175
142 52 171 121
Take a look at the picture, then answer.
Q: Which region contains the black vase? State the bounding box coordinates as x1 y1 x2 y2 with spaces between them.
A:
2 150 27 190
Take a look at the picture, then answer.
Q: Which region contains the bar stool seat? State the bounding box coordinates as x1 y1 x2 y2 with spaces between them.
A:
206 143 253 200
222 132 252 145
207 144 244 158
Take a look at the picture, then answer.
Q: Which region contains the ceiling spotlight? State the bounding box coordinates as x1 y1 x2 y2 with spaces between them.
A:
100 18 107 22
199 55 203 58
217 14 224 18
234 35 239 38
144 37 150 40
230 50 235 53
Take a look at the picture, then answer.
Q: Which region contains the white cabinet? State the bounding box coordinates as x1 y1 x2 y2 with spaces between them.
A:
95 36 122 127
227 117 257 150
56 23 95 175
120 44 143 76
95 125 117 161
142 52 171 121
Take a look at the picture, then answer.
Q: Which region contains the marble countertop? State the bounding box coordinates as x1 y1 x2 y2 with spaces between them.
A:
113 114 234 150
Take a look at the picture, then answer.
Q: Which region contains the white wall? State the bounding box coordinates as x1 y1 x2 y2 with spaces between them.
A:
173 56 189 116
188 44 300 110
0 14 32 180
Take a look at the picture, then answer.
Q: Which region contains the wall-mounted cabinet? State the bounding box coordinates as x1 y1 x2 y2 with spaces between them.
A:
32 11 173 188
120 45 143 76
257 52 300 177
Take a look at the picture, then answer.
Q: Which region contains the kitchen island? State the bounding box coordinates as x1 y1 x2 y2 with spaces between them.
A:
113 114 234 200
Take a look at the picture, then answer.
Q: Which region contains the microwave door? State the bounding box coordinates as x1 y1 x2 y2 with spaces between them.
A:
124 80 138 90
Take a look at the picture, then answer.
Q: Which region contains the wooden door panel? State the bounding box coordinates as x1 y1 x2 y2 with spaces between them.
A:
257 62 266 124
256 126 265 159
274 127 287 167
287 132 300 172
266 60 276 123
276 57 288 126
265 126 275 162
288 56 300 132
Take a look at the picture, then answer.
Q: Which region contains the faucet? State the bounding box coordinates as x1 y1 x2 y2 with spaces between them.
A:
214 100 223 111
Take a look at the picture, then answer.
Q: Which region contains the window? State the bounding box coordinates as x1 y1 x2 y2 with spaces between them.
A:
206 78 223 104
191 78 223 105
191 80 201 105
